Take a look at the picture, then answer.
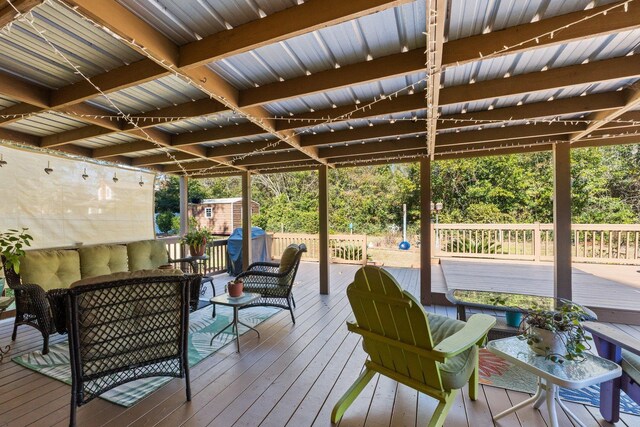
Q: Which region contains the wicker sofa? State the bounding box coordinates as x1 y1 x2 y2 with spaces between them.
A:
2 239 202 354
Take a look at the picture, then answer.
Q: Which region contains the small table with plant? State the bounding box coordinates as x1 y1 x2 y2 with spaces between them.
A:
209 291 261 353
488 337 621 427
446 289 597 339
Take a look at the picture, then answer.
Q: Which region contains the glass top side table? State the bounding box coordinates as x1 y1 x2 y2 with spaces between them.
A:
209 292 261 353
487 336 621 427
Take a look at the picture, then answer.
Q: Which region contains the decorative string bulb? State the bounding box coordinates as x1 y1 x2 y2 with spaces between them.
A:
113 172 119 183
44 161 53 175
0 154 6 167
82 168 89 180
139 175 144 186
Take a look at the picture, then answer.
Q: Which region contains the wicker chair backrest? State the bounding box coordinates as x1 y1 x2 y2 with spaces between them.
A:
67 275 190 404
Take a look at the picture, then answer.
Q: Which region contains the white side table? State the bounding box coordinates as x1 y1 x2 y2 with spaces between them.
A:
487 336 621 427
209 292 261 353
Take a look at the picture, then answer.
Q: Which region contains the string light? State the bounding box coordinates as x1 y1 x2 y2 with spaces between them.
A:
0 0 635 174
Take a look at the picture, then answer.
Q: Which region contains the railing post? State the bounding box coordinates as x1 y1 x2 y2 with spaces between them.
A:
534 222 541 262
362 234 367 265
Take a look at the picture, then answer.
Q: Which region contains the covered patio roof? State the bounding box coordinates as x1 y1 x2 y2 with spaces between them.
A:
0 0 639 177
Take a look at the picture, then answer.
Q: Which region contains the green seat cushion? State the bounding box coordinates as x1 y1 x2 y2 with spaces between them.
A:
622 349 640 384
78 245 129 278
127 240 169 271
70 268 183 288
20 249 81 291
278 245 300 274
428 313 478 390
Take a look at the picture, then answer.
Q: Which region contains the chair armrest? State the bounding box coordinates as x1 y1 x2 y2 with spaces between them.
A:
432 314 496 359
247 262 280 270
583 321 640 357
237 270 285 280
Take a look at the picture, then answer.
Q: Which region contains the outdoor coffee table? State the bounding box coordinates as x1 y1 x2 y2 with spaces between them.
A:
446 289 597 339
487 336 621 427
209 292 261 353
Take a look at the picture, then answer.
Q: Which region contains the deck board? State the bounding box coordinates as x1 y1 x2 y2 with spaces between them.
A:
0 262 637 427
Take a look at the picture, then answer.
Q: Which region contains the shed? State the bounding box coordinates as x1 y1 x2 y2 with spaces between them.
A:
190 198 260 235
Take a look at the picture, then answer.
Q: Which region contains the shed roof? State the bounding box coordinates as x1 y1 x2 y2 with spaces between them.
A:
198 197 258 205
0 0 639 177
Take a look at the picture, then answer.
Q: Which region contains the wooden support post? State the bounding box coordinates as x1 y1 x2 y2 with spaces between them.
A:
420 158 432 305
242 171 252 272
319 165 330 295
553 142 572 300
179 176 188 237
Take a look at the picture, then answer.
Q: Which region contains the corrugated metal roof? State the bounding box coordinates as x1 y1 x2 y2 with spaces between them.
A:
158 112 249 134
117 0 299 45
446 0 621 41
0 1 141 89
88 75 207 114
209 1 425 90
5 112 87 136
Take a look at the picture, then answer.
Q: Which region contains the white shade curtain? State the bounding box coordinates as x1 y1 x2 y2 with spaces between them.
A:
0 144 155 249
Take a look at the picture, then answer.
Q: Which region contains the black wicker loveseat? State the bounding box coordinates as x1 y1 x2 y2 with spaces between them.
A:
2 239 203 354
63 271 192 426
236 243 306 324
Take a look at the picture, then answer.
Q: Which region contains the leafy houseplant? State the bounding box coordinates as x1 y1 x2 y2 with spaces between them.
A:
182 226 210 256
0 228 33 274
519 302 592 363
490 297 592 363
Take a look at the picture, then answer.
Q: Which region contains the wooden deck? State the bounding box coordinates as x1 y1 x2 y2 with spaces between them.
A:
0 262 639 427
439 258 640 324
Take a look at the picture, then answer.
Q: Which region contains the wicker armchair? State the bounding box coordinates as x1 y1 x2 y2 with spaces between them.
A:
236 243 306 324
67 274 192 427
2 257 57 354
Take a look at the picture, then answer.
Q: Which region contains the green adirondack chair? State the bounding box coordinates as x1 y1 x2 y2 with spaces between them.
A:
332 266 496 427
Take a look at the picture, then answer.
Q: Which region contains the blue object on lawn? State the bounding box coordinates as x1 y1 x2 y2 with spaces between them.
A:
398 241 411 250
226 227 268 276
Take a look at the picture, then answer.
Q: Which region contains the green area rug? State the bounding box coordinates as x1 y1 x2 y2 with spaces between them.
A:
13 306 280 407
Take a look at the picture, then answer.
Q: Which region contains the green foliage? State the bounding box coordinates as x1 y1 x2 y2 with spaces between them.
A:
156 211 176 234
0 228 33 274
446 236 501 254
333 245 363 260
154 145 640 233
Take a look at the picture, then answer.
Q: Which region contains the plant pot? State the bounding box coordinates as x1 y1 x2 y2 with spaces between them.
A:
528 326 568 357
189 238 206 256
228 280 243 297
505 311 522 328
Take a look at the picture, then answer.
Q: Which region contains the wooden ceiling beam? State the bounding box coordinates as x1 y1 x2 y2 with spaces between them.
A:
301 121 426 147
130 151 197 167
232 151 310 167
442 55 640 107
435 135 570 155
0 0 42 26
172 123 265 147
0 71 49 108
319 137 426 158
327 148 427 165
0 128 41 146
438 91 626 132
178 0 415 69
443 0 640 68
570 83 640 142
162 160 240 173
239 49 425 108
66 0 326 166
275 92 426 131
436 122 583 147
435 144 553 160
425 0 447 158
249 162 321 173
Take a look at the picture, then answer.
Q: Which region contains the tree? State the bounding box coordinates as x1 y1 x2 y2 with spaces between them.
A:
156 211 176 234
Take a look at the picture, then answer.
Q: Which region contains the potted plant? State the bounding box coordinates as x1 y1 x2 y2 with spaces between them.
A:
0 228 33 274
489 295 522 327
182 225 210 256
519 302 592 363
227 277 244 298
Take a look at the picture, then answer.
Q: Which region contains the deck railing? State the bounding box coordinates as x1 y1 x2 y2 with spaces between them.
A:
435 223 640 264
162 237 228 273
270 233 367 265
